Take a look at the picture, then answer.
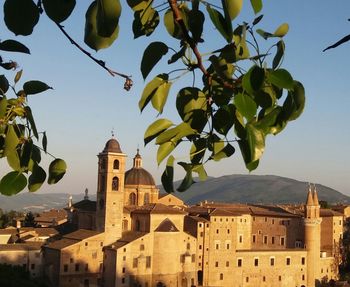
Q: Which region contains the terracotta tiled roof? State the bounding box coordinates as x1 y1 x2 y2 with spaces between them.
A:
45 238 79 250
64 229 101 240
73 200 96 212
110 231 147 249
186 215 209 223
132 203 187 215
0 242 43 251
320 209 344 217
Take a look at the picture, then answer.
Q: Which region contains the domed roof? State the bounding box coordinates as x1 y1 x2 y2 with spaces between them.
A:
125 168 156 186
125 150 155 186
103 138 122 153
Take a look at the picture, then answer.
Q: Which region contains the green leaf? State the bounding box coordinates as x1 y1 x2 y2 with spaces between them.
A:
273 40 285 70
255 107 283 135
23 81 52 95
234 93 257 121
42 131 48 153
177 162 195 192
246 123 265 163
144 118 173 145
4 125 19 156
168 45 186 64
141 42 169 80
233 25 250 60
0 97 7 118
224 0 243 21
238 139 259 171
252 14 263 26
188 9 205 42
256 28 273 40
190 138 206 164
133 6 159 38
84 1 119 51
4 0 40 36
161 155 175 193
0 75 9 94
127 0 150 11
206 5 231 42
139 74 169 112
176 87 207 121
6 149 20 171
192 164 207 181
210 143 235 161
156 122 195 145
151 80 172 114
14 70 23 84
157 142 175 165
242 65 265 94
43 0 76 23
0 171 27 196
20 140 33 169
28 164 46 192
213 105 235 135
31 145 41 164
24 106 38 139
267 69 293 89
48 158 67 184
96 0 121 37
250 0 262 14
209 55 234 80
282 81 305 121
274 23 289 37
0 40 30 54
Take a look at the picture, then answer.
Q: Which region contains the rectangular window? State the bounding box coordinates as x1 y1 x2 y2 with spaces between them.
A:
263 276 266 282
121 278 125 284
64 264 68 272
272 236 275 244
199 245 202 250
75 264 80 272
220 273 223 280
339 220 342 225
280 237 285 246
237 259 242 267
140 244 145 251
31 264 35 270
301 257 305 265
216 229 219 234
252 235 256 243
200 232 203 237
85 264 89 271
191 254 195 263
216 244 219 250
279 276 282 281
286 257 291 265
226 261 229 267
123 256 126 261
85 242 88 247
272 219 275 224
270 258 275 266
239 235 243 243
122 267 125 273
246 277 249 283
146 256 151 268
254 258 259 267
302 274 305 281
133 258 138 268
215 261 219 267
264 235 268 244
226 243 230 249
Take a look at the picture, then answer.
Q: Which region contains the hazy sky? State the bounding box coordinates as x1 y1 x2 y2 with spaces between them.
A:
1 1 349 196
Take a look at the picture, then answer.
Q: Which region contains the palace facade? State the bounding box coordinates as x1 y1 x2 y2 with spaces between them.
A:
0 137 345 287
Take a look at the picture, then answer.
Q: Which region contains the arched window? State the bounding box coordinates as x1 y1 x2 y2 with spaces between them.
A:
112 177 119 191
129 193 136 205
144 193 150 205
113 159 119 170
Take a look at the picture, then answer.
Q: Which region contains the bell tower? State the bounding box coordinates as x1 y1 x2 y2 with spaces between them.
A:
96 137 126 245
304 184 322 287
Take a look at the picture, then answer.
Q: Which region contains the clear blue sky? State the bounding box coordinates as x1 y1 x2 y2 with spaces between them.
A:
1 1 349 196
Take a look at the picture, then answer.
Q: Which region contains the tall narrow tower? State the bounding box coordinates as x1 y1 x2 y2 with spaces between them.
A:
96 137 127 245
304 185 322 287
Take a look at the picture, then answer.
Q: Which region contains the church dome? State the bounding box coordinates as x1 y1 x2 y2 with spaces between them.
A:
125 150 155 186
103 138 122 153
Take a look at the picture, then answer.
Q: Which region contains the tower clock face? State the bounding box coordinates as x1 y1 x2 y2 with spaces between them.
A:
99 198 105 209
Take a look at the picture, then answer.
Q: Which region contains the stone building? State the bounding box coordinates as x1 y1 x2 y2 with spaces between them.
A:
0 136 343 287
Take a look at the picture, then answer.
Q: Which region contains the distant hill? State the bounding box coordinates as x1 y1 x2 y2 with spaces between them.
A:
163 174 350 205
0 174 348 211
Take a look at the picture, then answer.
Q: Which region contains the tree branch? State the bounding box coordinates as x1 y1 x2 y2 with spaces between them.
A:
55 23 133 90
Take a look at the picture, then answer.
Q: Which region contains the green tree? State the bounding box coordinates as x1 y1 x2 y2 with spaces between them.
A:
0 264 48 287
23 211 37 227
0 0 305 194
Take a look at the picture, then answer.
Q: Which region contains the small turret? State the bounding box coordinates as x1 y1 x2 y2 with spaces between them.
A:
84 188 89 200
306 185 314 206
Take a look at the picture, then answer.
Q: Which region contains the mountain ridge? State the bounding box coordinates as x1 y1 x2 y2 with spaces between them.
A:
0 174 348 211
